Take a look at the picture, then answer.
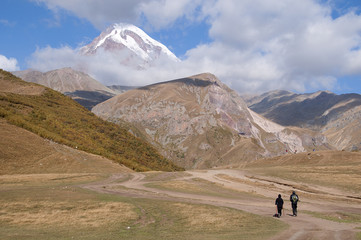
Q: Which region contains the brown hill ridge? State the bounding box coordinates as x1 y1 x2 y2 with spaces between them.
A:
93 73 330 169
0 119 130 174
0 69 182 172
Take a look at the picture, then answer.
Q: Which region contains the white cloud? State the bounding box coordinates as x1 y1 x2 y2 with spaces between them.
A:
33 0 145 29
29 46 78 71
138 0 214 30
29 0 361 93
28 45 183 87
34 0 214 30
182 0 361 93
207 0 329 48
0 55 20 71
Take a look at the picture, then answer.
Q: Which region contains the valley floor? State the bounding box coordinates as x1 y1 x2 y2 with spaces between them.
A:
80 169 361 240
1 165 360 239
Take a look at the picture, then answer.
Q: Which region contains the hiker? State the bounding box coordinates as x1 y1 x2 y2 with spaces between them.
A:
290 191 299 216
275 194 284 217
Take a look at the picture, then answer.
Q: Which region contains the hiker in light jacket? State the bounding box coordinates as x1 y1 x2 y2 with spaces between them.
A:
290 191 299 216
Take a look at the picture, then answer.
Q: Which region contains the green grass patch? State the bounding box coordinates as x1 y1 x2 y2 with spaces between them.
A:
143 171 192 182
304 211 361 223
357 231 361 240
114 200 288 240
144 177 262 199
0 174 106 189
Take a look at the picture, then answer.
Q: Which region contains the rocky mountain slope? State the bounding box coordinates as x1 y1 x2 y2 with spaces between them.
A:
244 90 361 151
0 69 182 172
80 23 179 68
92 73 329 169
13 67 116 110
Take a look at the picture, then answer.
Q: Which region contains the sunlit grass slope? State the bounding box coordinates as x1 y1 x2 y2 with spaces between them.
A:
0 69 183 172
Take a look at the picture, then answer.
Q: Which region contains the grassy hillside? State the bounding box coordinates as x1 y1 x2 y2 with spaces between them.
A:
0 119 132 174
0 69 183 172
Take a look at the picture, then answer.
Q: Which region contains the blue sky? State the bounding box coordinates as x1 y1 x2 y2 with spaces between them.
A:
1 0 361 94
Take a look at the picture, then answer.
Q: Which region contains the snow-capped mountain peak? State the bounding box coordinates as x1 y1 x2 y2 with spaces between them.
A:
81 23 179 63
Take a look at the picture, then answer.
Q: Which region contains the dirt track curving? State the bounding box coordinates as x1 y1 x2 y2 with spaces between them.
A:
81 169 361 240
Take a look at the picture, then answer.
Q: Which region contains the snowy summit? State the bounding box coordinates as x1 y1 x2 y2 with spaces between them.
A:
80 23 179 64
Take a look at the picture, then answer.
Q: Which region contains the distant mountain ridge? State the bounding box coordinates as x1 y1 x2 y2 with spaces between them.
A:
13 67 114 93
92 73 329 169
244 90 361 151
244 90 360 128
13 68 116 110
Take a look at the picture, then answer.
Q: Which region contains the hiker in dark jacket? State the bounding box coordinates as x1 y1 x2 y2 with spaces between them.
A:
290 191 299 216
275 194 284 217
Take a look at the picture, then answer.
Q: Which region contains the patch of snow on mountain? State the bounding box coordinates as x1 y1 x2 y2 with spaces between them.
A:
93 23 178 62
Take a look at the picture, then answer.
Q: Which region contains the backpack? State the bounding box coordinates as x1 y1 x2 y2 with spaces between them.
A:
292 194 298 203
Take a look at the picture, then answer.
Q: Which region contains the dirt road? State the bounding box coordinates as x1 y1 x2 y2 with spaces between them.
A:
81 169 361 240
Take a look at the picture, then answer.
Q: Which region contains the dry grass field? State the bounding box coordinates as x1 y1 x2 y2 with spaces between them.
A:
0 172 286 240
1 118 360 239
245 151 361 195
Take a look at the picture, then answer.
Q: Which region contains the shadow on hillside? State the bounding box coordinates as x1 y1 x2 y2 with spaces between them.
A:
139 77 217 90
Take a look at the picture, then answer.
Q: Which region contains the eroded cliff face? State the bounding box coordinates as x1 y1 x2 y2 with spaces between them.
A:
93 73 329 169
322 105 361 151
245 90 361 151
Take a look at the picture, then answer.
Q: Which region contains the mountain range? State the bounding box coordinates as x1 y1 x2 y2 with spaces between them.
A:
8 66 361 169
0 69 181 172
6 22 361 170
92 73 330 169
244 90 361 151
